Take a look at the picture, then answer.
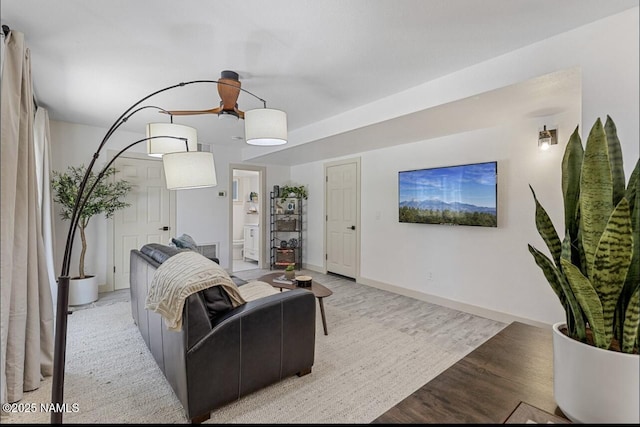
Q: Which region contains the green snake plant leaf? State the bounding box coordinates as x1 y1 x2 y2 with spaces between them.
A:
580 118 613 279
604 115 626 206
562 126 584 241
561 258 608 348
530 185 562 267
574 207 588 276
591 198 633 344
622 288 640 353
529 244 585 340
625 159 638 223
560 232 587 339
616 162 639 347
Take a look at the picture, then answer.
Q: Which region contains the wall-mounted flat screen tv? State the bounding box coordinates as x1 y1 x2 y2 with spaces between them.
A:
398 161 497 227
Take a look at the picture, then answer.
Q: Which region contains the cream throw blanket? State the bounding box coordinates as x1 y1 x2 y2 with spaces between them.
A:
145 251 246 331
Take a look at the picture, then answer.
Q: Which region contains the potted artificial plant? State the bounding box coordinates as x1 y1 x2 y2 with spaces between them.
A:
279 184 308 203
284 264 296 280
52 165 132 306
528 116 639 423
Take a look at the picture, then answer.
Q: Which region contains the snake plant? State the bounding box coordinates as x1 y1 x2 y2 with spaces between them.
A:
528 116 639 353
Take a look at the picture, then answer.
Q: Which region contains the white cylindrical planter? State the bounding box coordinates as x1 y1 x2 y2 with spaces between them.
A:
68 275 99 306
552 322 639 424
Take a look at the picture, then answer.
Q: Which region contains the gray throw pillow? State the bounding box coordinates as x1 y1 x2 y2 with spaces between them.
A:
171 233 198 250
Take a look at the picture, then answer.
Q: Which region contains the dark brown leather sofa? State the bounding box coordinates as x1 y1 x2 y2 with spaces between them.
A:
129 244 316 423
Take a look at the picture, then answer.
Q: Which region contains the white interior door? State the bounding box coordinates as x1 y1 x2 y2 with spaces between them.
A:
112 156 174 290
326 160 358 278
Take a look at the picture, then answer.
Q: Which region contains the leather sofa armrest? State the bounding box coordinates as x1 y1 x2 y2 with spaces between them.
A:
183 289 316 418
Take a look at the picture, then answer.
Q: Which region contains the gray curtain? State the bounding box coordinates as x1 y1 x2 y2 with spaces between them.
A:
1 29 55 404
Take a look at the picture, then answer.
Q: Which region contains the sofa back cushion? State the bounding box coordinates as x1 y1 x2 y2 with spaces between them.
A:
140 243 187 264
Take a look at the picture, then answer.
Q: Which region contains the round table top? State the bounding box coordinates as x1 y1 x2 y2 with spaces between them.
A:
258 272 333 298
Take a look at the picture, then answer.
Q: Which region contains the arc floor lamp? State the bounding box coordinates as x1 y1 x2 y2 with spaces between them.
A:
51 77 287 423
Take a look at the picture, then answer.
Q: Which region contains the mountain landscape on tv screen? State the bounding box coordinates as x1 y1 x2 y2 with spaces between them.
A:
399 199 496 214
399 198 497 227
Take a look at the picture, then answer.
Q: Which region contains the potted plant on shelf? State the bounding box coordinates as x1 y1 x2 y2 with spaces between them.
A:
52 165 132 306
279 184 308 203
528 116 639 424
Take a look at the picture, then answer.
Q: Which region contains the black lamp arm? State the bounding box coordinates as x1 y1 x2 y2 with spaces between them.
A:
59 100 199 277
60 135 186 275
52 77 269 423
59 78 266 274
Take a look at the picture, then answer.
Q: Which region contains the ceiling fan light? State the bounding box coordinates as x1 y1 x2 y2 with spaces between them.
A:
244 108 287 146
218 110 239 121
162 151 217 190
146 123 197 157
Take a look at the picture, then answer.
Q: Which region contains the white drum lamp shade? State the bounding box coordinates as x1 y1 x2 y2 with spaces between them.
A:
244 108 287 146
162 151 217 190
147 123 198 157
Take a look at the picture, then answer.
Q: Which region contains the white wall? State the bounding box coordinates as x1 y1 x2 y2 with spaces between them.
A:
48 121 273 286
48 9 637 324
291 9 639 327
49 121 149 284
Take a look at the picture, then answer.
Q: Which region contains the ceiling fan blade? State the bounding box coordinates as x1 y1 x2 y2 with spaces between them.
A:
164 106 223 116
160 71 244 118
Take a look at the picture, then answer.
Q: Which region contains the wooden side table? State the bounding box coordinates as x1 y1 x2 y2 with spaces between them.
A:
258 272 333 335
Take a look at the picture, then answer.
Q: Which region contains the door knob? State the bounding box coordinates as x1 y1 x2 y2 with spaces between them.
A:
158 226 170 231
347 225 355 230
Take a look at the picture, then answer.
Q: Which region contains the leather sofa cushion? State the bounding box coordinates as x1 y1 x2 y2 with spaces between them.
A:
140 243 186 264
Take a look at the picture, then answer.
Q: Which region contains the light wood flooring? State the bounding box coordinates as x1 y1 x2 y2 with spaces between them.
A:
88 267 506 352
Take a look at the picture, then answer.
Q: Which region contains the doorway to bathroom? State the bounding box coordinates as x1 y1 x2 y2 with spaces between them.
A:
229 165 266 273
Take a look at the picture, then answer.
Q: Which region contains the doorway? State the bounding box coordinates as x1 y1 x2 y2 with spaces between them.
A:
324 157 360 279
229 164 266 273
110 154 175 291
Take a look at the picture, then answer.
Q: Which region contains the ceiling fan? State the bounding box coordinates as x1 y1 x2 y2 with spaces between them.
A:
163 70 246 120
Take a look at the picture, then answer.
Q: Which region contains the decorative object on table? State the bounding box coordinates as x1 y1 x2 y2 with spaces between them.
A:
296 275 312 288
278 184 308 203
272 275 294 285
249 191 258 202
528 116 639 424
288 238 298 248
284 264 296 280
51 165 132 306
280 240 288 248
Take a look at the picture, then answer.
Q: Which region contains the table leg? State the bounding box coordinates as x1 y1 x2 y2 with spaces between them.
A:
318 297 328 335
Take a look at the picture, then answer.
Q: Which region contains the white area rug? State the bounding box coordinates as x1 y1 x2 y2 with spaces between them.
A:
2 294 503 424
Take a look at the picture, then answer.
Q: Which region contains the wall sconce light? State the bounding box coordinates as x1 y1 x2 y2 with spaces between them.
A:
538 125 557 151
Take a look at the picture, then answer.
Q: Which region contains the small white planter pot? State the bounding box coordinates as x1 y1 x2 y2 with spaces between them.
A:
68 275 99 306
552 322 639 424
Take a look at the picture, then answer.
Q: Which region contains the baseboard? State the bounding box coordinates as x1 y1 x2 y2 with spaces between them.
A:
358 276 551 330
302 263 325 274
